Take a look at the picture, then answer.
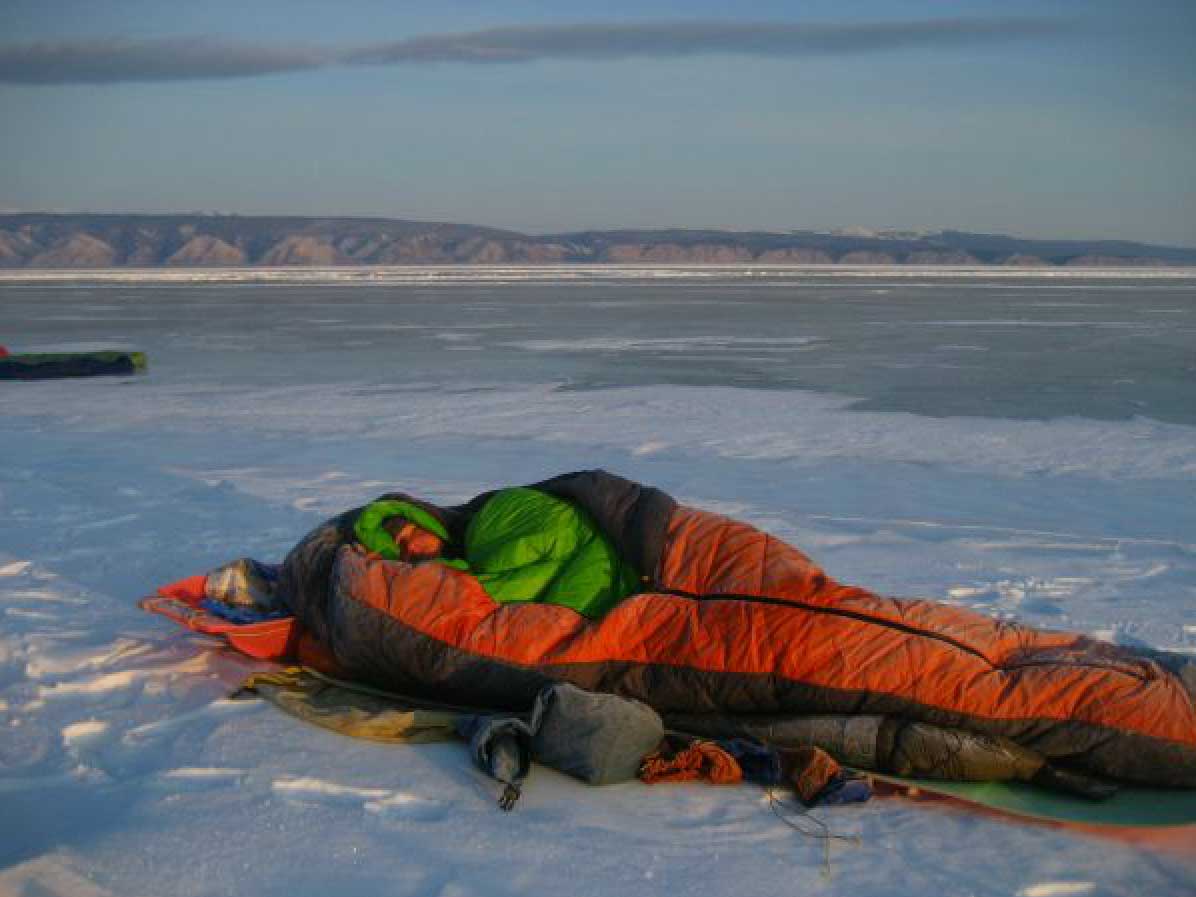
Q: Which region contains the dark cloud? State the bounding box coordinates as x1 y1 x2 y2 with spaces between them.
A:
0 19 1070 85
0 37 328 85
346 19 1071 65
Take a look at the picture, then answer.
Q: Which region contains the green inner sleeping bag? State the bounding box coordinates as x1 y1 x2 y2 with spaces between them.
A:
465 488 640 619
354 488 639 619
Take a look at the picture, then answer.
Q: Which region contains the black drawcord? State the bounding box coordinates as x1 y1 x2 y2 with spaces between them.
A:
766 787 861 878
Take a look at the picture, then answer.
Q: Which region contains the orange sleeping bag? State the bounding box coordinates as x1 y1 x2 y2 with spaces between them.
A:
263 471 1196 787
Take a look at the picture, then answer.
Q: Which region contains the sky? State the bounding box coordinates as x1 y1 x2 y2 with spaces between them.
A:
1 1 1194 245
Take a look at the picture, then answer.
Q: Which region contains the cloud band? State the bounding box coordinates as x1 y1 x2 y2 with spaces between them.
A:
0 19 1070 86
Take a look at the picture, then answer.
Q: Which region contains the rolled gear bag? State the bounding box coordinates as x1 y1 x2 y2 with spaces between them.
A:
531 683 664 785
461 683 665 807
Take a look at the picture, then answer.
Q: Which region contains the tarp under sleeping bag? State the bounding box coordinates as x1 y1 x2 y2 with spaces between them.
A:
277 470 1196 788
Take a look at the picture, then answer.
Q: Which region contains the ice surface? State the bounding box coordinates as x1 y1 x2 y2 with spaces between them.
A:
1 270 1194 895
5 269 1195 424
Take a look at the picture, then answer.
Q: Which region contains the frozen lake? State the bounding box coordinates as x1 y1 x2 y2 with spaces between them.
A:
4 267 1196 423
1 268 1195 896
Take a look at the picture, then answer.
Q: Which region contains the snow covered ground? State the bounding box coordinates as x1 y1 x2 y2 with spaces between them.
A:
2 269 1194 896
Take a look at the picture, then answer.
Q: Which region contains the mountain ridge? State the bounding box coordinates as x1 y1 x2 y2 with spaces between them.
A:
2 213 1194 268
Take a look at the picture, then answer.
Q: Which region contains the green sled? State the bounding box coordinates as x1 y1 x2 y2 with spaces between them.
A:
0 350 147 381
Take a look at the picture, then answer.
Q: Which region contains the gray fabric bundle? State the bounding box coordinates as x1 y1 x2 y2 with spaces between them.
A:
460 682 665 805
205 557 282 612
531 683 664 785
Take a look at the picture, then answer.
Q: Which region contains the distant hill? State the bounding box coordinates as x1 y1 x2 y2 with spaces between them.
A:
1 213 1194 268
